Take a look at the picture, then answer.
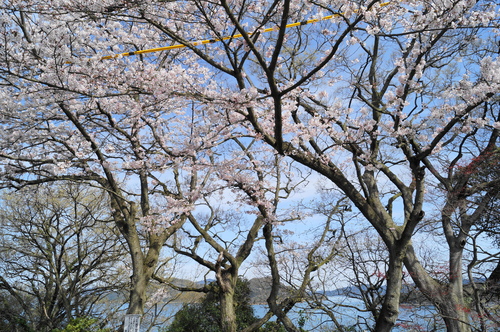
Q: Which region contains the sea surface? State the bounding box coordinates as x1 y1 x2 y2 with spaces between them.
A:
252 296 440 331
136 295 500 331
137 296 443 331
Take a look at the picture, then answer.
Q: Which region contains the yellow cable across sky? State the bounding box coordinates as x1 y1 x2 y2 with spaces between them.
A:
100 1 390 60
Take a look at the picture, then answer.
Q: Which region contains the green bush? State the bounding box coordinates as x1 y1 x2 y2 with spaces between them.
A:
165 278 256 332
258 321 286 332
51 317 110 332
165 278 286 332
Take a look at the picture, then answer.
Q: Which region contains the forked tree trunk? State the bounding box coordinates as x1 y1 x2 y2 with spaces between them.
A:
114 203 183 329
126 234 177 316
110 201 148 317
405 245 472 332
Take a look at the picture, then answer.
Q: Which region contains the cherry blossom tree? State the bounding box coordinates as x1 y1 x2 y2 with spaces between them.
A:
154 140 309 332
261 193 352 331
0 0 231 321
128 0 498 330
1 0 500 331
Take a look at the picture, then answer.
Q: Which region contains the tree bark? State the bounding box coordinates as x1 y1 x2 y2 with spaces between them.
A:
263 223 301 332
437 295 471 332
124 218 148 315
487 260 500 285
404 244 471 332
375 248 404 332
218 272 237 332
439 243 471 332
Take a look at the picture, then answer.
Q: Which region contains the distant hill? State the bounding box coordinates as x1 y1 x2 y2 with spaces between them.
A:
103 276 344 306
188 277 295 305
164 277 287 304
154 277 206 303
248 277 281 304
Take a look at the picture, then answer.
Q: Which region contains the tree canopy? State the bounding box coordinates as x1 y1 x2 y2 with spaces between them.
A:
0 0 499 331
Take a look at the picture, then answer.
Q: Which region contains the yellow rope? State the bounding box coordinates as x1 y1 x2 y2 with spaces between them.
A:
100 2 390 60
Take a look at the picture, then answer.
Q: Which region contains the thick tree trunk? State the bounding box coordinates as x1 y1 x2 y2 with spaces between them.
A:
110 201 148 317
439 246 471 332
375 249 404 332
487 260 500 288
127 235 169 315
404 244 471 332
117 206 183 318
128 267 148 315
116 221 147 332
219 273 237 332
437 294 471 332
126 231 149 315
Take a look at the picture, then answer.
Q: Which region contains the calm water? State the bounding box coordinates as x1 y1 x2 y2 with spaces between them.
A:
252 296 441 331
137 296 500 331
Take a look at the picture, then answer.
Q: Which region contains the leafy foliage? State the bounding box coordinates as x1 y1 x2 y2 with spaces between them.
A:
51 317 111 332
0 183 123 331
166 278 283 332
0 290 33 332
166 278 255 332
1 0 500 331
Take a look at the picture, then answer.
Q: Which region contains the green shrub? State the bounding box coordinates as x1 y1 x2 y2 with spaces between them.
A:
165 278 286 332
51 317 110 332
